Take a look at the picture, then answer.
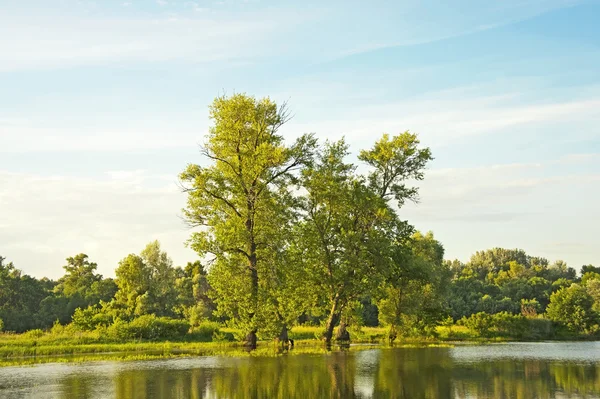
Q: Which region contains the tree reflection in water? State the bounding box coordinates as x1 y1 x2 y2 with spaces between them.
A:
3 343 600 398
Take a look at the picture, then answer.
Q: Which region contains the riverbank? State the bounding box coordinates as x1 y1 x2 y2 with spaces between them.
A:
1 323 586 367
0 324 466 367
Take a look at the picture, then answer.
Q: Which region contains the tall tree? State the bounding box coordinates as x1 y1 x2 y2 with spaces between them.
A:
180 94 316 347
296 132 432 344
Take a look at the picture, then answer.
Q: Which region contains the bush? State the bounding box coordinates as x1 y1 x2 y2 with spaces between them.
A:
490 312 528 338
185 303 211 328
24 329 44 339
189 321 221 341
106 318 130 341
124 315 190 340
104 315 190 341
212 330 235 342
459 312 493 337
0 318 3 333
72 305 116 332
547 284 599 334
458 312 555 340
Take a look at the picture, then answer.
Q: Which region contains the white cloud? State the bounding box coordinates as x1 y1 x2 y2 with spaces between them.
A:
0 125 203 153
0 0 585 72
400 154 600 267
0 170 197 278
0 9 308 72
283 92 600 149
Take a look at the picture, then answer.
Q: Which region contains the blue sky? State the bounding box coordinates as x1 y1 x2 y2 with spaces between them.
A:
1 0 599 278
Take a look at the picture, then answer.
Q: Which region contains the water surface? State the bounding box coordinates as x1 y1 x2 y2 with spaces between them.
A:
1 342 600 398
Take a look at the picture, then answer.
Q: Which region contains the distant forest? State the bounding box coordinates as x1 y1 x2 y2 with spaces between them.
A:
1 94 598 346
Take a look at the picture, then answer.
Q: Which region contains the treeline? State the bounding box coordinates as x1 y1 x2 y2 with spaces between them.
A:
1 94 598 346
0 247 213 335
1 245 598 342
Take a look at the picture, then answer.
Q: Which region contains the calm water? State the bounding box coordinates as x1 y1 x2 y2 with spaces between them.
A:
1 342 600 398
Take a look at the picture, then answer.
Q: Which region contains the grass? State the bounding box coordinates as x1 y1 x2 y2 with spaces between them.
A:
0 324 505 367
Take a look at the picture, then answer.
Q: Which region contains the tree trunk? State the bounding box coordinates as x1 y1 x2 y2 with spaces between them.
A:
278 324 289 346
244 329 257 350
388 325 397 344
335 320 350 342
323 297 340 345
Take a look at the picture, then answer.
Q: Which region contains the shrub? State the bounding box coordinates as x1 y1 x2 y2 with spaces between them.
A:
72 306 115 332
189 321 221 341
547 284 599 334
458 312 554 340
185 303 210 328
490 312 528 338
118 315 190 341
107 318 130 341
0 318 3 333
459 312 493 337
212 330 235 342
24 329 44 339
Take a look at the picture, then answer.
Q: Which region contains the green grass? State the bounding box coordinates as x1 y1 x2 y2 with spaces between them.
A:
0 323 526 367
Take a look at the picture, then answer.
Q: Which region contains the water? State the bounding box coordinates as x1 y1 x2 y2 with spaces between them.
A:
1 342 600 398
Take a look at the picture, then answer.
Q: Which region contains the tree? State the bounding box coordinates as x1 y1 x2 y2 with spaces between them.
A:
583 274 600 312
581 265 600 277
0 256 48 332
175 261 215 325
378 231 450 341
140 241 178 317
114 241 178 318
55 254 101 297
179 94 316 347
546 284 598 334
296 132 432 344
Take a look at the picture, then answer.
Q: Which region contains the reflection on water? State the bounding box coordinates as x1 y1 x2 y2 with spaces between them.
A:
1 342 600 398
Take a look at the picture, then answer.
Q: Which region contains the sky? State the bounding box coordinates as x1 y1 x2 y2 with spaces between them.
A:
1 0 599 279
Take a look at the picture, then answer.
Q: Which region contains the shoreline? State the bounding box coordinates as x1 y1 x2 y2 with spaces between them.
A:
1 335 594 368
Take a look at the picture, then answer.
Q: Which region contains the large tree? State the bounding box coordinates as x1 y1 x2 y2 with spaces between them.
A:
296 132 432 344
179 94 316 347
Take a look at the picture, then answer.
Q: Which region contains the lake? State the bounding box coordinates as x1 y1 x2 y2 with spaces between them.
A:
1 342 600 398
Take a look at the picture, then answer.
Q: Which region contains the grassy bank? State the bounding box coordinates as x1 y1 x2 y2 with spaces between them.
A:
0 325 452 367
0 322 584 367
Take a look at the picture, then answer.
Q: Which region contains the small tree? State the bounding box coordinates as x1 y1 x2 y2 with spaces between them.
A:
521 298 540 317
546 284 599 334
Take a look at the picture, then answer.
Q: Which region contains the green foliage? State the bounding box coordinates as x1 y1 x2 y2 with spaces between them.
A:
458 312 553 339
71 305 113 331
378 231 450 340
114 241 179 318
546 284 599 334
459 312 494 337
107 315 190 341
54 254 101 297
189 321 222 341
1 94 597 347
180 93 317 340
447 248 578 322
296 132 431 342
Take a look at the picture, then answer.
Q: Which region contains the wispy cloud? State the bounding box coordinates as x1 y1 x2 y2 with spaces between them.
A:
0 9 309 71
0 170 194 278
283 91 600 148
